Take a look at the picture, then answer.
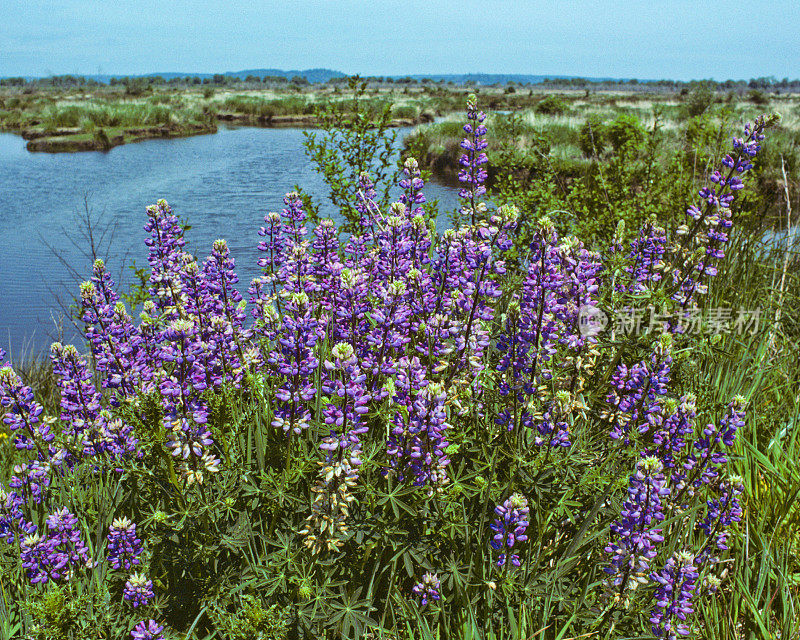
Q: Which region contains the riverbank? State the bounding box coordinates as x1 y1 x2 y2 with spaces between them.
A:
22 122 219 152
6 80 787 154
14 113 436 153
0 84 451 153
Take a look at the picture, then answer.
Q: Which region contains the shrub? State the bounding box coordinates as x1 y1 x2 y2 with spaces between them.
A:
43 105 84 129
391 104 419 119
579 113 606 157
605 112 645 153
748 89 770 105
684 82 715 117
535 94 568 115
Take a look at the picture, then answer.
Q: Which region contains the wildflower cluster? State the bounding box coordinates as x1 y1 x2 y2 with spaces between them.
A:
670 114 777 308
107 516 143 570
0 97 774 639
490 492 529 568
412 571 441 607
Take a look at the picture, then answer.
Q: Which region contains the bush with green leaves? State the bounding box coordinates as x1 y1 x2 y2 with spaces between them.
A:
682 81 716 118
604 113 645 154
534 94 568 115
300 75 398 231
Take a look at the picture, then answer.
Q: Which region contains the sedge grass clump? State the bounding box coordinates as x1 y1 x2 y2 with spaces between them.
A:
0 95 790 640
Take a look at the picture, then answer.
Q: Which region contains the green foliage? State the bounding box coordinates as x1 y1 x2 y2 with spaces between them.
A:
221 95 313 119
124 77 150 97
22 583 116 640
391 104 419 119
208 595 288 640
535 94 567 115
747 89 770 105
302 76 398 231
604 113 645 153
683 81 715 118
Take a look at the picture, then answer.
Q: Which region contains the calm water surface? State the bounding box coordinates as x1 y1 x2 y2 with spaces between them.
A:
0 127 459 357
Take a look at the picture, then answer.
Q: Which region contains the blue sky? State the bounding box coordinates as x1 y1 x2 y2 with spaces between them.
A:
2 0 799 80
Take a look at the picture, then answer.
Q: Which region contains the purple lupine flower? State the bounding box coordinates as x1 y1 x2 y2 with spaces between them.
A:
432 213 511 395
623 222 667 295
107 517 143 570
649 551 699 639
20 533 58 584
0 366 52 454
698 474 744 559
257 210 287 288
178 258 217 393
50 342 102 441
9 459 52 505
143 199 187 316
362 278 413 389
604 335 672 445
398 157 427 217
557 235 603 350
45 507 91 576
320 342 371 449
269 291 322 436
651 395 697 491
672 116 774 308
490 493 529 568
496 216 597 444
156 316 220 485
310 219 342 306
131 619 165 640
327 266 371 355
274 192 315 299
605 457 668 592
95 414 140 462
200 238 247 385
80 268 143 400
458 94 489 224
386 358 451 488
0 486 36 545
412 571 441 607
684 396 746 492
124 573 155 608
510 217 564 383
19 508 90 584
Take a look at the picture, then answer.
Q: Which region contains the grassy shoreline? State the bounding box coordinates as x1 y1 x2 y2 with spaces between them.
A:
5 81 798 153
0 84 445 152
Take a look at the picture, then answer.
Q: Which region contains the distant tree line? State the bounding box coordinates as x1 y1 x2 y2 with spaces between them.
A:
2 73 800 92
0 74 314 90
540 75 800 92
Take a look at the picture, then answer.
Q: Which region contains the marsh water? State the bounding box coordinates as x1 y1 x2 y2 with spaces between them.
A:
0 126 460 357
